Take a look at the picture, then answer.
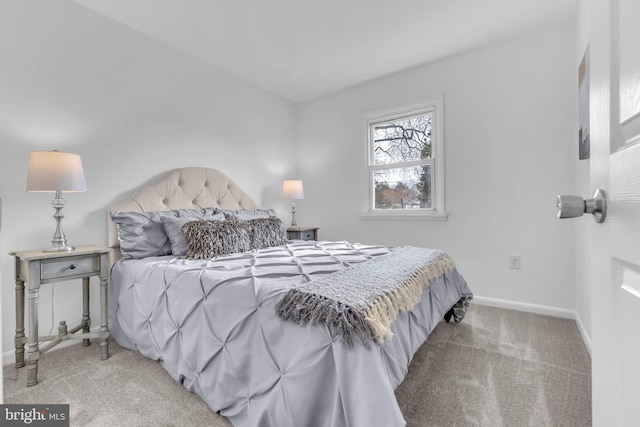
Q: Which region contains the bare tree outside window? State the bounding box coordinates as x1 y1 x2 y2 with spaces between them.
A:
370 112 433 210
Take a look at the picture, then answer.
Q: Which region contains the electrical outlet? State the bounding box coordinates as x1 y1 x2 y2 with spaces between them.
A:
510 255 521 269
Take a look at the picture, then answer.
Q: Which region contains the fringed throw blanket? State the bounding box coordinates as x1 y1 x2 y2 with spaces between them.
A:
275 247 456 348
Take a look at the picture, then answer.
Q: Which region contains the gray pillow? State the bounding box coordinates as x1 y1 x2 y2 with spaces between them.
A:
160 213 225 256
220 208 277 221
110 208 218 259
183 220 252 259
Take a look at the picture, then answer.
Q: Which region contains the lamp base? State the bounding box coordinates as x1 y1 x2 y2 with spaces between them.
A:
290 202 298 229
44 191 75 252
43 243 75 252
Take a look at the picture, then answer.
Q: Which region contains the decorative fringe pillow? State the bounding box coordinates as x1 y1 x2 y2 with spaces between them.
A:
182 217 288 259
161 213 225 256
250 217 288 249
183 220 251 259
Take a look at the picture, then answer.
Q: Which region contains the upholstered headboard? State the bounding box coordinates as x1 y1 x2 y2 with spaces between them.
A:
107 167 258 264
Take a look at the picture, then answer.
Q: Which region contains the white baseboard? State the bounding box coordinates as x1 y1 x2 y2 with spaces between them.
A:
473 296 575 318
572 310 592 357
3 350 13 367
473 296 592 356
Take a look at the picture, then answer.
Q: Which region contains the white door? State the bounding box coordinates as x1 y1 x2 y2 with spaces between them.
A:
590 0 640 424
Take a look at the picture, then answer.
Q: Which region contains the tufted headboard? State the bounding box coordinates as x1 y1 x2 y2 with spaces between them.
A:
107 167 258 265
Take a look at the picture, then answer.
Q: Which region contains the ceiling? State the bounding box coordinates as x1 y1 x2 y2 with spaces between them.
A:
74 0 578 103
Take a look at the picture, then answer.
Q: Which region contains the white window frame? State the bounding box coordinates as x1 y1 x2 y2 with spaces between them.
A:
361 96 447 221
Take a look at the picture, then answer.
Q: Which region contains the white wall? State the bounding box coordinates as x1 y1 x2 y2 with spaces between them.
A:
0 1 297 361
296 21 578 311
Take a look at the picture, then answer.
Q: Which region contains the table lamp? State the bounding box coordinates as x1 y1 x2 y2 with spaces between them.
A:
282 180 304 229
26 150 87 252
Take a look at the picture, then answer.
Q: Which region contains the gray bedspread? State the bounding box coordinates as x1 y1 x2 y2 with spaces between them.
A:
109 240 472 427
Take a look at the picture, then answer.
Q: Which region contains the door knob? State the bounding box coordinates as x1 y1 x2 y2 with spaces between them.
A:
556 189 607 223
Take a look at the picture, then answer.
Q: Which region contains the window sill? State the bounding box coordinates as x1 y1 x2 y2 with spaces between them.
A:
360 211 449 221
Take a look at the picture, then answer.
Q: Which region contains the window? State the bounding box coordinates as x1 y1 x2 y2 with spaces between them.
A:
364 97 446 219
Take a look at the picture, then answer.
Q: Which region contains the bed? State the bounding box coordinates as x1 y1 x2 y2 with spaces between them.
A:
107 167 472 427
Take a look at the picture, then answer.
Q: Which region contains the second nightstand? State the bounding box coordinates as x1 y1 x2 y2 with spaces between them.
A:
10 245 112 387
287 227 319 241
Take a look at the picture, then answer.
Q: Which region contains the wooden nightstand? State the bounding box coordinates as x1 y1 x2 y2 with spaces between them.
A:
10 245 112 386
287 227 319 241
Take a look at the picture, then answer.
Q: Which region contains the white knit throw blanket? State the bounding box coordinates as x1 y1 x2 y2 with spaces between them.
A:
275 247 456 348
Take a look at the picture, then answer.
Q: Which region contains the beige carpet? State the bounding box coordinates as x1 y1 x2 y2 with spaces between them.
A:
3 304 591 426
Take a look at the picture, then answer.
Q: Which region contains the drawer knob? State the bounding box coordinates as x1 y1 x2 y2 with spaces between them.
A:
69 264 76 270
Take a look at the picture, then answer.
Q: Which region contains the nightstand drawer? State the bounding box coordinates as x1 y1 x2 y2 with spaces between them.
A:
300 230 315 240
41 256 100 280
287 227 319 241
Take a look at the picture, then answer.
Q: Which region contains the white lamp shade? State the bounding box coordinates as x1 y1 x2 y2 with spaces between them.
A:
283 180 304 200
26 150 87 192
